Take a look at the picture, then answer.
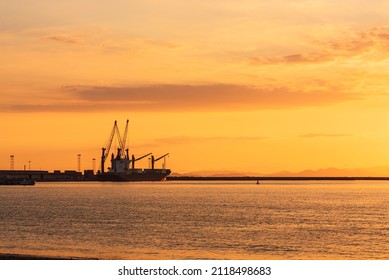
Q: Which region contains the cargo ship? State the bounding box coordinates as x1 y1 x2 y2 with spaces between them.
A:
96 120 171 182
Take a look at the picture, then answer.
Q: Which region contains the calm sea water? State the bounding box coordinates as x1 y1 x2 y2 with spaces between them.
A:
0 180 388 259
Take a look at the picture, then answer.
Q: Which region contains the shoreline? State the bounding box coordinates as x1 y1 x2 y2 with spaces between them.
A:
167 176 389 181
0 253 93 260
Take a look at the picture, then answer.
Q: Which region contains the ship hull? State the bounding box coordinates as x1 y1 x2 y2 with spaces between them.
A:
96 169 171 182
0 178 35 186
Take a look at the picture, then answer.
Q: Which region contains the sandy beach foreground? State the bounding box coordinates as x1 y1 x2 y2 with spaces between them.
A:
0 253 90 260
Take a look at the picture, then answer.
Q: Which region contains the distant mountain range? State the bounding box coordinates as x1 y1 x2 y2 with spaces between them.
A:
171 165 389 177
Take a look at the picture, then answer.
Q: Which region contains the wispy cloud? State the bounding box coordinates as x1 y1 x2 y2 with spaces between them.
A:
1 103 107 113
43 34 87 44
299 133 353 138
131 135 266 149
155 135 267 145
40 30 181 54
249 26 389 65
328 26 389 53
249 53 332 65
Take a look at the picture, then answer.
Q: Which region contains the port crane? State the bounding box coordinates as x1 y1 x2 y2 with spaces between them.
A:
97 119 171 181
151 153 169 169
100 120 128 173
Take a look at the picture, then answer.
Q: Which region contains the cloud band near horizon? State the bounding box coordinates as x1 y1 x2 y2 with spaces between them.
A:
1 83 357 113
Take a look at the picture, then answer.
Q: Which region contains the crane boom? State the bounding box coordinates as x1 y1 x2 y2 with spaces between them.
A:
121 119 129 155
155 153 169 161
101 120 118 173
136 152 152 161
113 122 126 158
131 153 152 170
151 153 169 169
104 121 117 158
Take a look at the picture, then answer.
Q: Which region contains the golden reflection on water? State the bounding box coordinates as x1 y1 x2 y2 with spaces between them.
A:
0 180 388 259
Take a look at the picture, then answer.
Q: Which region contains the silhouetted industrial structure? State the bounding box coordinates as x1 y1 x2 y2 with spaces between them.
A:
97 120 171 181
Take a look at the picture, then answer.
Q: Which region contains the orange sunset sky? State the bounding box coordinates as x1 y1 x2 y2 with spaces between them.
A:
1 0 389 175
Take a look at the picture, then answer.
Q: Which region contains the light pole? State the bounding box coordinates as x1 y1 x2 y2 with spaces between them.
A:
10 155 14 170
77 154 81 172
92 158 96 174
